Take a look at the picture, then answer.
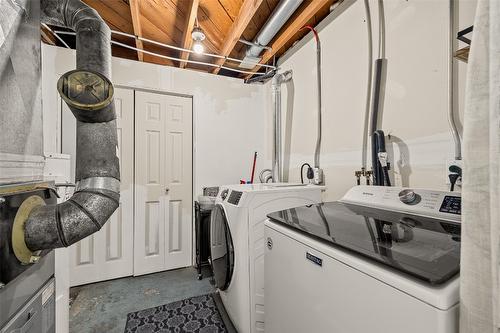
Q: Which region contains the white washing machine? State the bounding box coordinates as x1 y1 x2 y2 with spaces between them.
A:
210 183 324 333
265 185 461 333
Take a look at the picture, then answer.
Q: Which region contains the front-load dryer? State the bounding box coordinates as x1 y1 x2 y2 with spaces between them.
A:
209 183 324 333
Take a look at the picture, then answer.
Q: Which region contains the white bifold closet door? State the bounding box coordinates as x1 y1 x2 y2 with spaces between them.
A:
134 91 193 276
65 88 134 286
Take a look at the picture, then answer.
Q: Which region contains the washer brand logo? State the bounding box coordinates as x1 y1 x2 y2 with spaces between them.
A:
362 192 374 196
306 252 323 267
266 237 273 250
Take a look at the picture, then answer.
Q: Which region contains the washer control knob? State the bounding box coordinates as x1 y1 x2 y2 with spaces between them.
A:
399 189 417 204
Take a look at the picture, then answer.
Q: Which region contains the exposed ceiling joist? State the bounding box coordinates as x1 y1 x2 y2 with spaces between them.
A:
245 0 331 79
211 0 264 74
41 25 56 45
179 0 200 68
43 0 334 78
129 0 144 61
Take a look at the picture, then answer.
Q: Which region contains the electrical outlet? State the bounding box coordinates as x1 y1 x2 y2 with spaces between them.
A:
445 159 463 185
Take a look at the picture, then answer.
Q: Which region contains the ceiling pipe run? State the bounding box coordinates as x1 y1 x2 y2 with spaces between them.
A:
14 0 120 261
240 0 304 68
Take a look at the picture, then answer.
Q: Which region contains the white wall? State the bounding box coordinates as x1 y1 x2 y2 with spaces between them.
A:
271 0 477 201
42 44 268 195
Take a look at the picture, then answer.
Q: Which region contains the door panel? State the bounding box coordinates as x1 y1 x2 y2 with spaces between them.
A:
135 91 193 275
66 88 134 286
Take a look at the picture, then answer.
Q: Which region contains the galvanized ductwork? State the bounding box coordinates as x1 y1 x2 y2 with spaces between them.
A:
16 0 120 257
240 0 303 68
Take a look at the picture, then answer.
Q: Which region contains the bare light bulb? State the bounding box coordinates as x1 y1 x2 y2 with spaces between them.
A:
193 41 204 54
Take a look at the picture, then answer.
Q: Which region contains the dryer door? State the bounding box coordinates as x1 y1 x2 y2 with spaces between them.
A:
209 204 234 290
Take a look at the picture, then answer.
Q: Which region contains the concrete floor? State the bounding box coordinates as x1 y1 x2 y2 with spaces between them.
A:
69 267 215 333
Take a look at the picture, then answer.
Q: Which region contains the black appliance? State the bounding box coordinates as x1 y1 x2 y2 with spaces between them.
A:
0 182 57 332
194 201 212 280
209 203 234 290
268 200 461 285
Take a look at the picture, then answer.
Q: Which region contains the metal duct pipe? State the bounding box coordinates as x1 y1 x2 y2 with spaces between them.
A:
22 0 120 253
271 70 293 183
246 0 304 59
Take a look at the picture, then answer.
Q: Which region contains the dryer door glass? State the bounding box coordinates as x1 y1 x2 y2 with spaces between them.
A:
210 204 234 290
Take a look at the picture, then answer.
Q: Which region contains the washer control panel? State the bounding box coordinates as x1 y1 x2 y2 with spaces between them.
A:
341 185 461 222
398 189 421 205
439 195 461 215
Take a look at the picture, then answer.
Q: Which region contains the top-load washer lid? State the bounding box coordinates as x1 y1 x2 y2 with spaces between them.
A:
267 201 461 285
209 204 234 290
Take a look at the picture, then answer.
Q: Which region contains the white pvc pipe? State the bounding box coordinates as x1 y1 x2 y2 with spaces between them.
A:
361 0 374 171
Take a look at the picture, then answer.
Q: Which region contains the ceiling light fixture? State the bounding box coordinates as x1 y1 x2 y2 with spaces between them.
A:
191 19 205 55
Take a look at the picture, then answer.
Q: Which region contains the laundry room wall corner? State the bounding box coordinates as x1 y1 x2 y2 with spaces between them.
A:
271 0 478 201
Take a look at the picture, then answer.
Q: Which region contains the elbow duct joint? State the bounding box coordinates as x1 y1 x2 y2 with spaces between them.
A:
15 0 120 262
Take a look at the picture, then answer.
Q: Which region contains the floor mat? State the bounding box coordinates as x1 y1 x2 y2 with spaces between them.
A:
124 293 232 333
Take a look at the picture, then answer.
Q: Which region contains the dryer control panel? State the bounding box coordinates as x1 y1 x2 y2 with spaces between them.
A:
341 186 461 222
227 191 243 206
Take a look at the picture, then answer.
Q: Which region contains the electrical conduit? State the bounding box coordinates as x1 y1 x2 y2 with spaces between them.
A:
300 25 323 185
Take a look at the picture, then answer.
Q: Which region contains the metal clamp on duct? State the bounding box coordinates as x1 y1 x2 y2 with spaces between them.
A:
12 0 120 263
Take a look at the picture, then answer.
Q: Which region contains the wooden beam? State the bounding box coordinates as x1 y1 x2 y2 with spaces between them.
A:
129 0 144 61
40 26 56 46
244 0 331 79
179 0 200 68
212 0 264 74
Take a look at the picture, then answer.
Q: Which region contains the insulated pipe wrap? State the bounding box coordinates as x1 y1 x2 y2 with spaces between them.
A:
24 206 64 250
76 121 119 180
57 200 98 246
23 0 120 253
